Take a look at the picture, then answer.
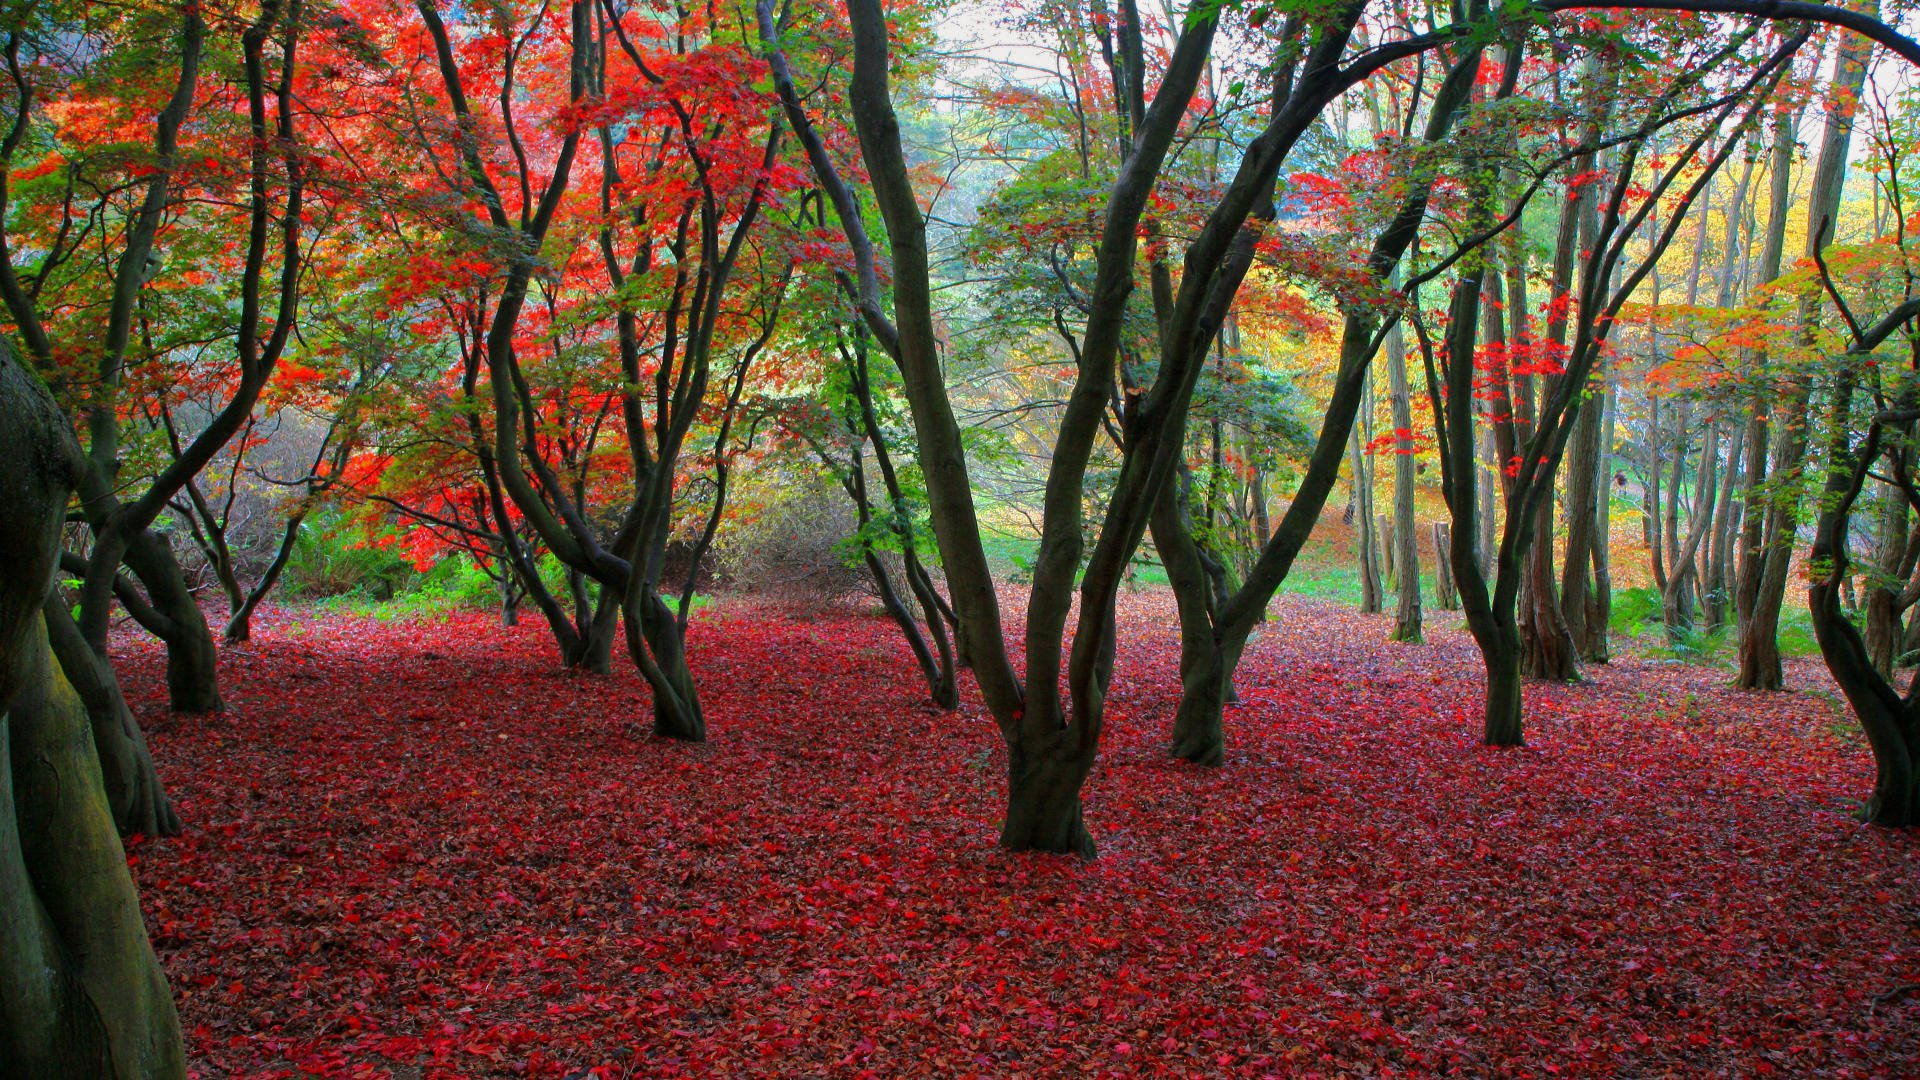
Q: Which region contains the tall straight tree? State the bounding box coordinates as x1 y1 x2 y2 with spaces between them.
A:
1737 24 1875 690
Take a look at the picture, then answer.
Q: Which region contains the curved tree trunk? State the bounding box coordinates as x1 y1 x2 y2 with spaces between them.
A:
2 337 186 1078
625 588 704 741
224 510 304 644
43 598 179 838
123 529 224 714
1807 376 1920 826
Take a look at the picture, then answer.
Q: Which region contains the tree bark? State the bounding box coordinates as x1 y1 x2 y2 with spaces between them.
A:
624 585 704 742
1154 471 1230 765
1 336 186 1078
1001 740 1095 858
1519 491 1579 680
1387 320 1423 642
1738 31 1870 688
1433 523 1460 610
1560 387 1608 658
1349 407 1383 613
43 598 179 838
122 530 224 714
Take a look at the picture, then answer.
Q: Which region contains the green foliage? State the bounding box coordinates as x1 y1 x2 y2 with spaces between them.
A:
283 514 418 602
1609 587 1662 638
1662 623 1731 665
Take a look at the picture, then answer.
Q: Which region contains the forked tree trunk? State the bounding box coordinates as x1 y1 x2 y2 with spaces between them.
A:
1001 737 1095 858
625 588 704 741
2 338 185 1077
224 510 305 643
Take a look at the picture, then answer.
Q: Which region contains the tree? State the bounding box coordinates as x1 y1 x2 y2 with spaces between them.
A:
398 0 793 737
0 334 185 1079
1423 18 1803 744
1737 23 1875 690
770 0 1508 847
1804 278 1920 823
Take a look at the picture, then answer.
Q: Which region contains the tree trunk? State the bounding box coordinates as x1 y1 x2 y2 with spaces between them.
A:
2 619 189 1078
1739 30 1870 687
500 576 520 627
1560 384 1608 659
1705 422 1744 629
1519 492 1579 680
1738 385 1808 690
1806 370 1920 826
124 529 224 714
1350 412 1383 613
1590 396 1614 653
1862 480 1909 677
625 588 704 741
579 590 621 675
224 510 305 644
43 598 179 838
1 336 186 1078
1480 624 1525 747
1476 425 1498 579
1001 738 1096 857
1433 523 1459 610
1153 476 1229 765
1734 108 1799 638
1386 321 1423 642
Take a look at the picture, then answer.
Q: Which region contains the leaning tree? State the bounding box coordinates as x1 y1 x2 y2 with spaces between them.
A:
1804 282 1920 824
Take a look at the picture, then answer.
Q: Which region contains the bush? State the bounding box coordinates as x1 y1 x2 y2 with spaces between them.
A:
716 468 874 604
282 514 418 600
1609 586 1662 638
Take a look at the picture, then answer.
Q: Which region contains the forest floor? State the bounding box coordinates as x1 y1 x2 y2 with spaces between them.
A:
119 591 1919 1079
